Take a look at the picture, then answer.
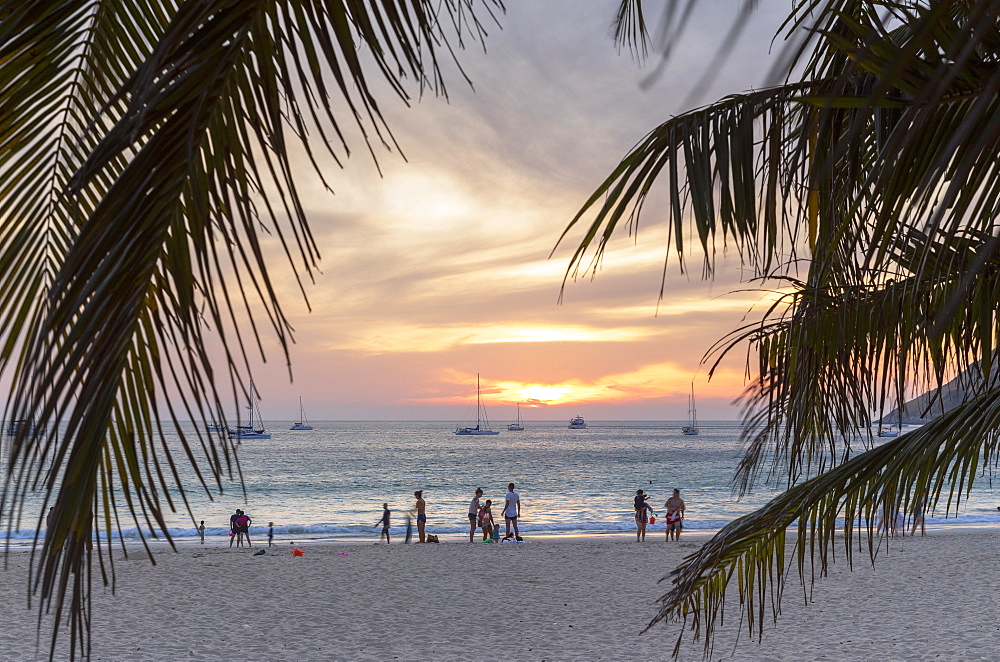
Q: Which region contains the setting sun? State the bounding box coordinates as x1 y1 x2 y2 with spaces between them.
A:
517 385 572 403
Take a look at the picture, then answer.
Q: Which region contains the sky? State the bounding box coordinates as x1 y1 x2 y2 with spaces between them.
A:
242 1 793 422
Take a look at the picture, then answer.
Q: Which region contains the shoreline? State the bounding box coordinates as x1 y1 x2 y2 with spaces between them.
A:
6 518 999 551
9 517 997 548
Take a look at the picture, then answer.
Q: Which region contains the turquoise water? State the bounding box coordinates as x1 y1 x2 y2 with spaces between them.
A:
5 420 1000 543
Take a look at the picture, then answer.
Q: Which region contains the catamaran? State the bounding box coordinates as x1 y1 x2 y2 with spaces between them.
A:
681 383 699 435
229 379 271 440
507 402 525 431
289 397 313 430
455 374 499 435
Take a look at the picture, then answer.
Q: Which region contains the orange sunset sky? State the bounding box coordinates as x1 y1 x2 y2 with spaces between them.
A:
239 1 791 421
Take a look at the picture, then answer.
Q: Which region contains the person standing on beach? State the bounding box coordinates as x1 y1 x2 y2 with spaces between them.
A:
198 520 205 544
414 491 427 543
503 483 521 540
267 522 274 547
469 488 483 543
229 509 240 547
235 510 253 547
376 504 391 544
634 489 652 542
664 489 685 541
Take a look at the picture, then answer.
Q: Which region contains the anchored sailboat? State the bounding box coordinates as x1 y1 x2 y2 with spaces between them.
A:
681 383 699 435
229 379 271 440
289 397 313 430
455 374 499 435
507 402 525 431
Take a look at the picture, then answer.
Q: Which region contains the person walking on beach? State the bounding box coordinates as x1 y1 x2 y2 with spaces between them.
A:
267 522 274 547
469 488 483 543
478 499 495 541
664 489 685 541
198 520 205 544
634 489 652 542
503 483 521 541
229 508 240 547
414 491 427 543
375 504 391 544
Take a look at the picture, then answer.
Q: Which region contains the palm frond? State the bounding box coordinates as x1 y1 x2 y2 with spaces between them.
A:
655 392 1000 658
575 1 1000 657
0 1 503 658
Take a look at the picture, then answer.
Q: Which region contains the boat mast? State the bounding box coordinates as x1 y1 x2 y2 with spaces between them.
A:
248 379 255 430
690 383 698 428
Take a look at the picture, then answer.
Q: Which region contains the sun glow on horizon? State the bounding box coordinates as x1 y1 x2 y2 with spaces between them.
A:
515 385 572 403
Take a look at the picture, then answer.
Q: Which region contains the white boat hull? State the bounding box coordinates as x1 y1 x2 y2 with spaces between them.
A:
681 426 699 435
230 431 272 439
455 427 500 435
289 424 313 430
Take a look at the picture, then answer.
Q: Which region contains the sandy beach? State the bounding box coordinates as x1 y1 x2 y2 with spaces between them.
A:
1 530 999 661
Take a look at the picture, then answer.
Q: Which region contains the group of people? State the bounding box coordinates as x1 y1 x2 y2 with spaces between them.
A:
375 483 523 544
468 483 522 543
633 488 685 542
226 509 276 548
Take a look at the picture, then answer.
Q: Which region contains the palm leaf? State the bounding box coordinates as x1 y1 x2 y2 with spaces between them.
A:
0 1 503 658
568 0 1000 657
656 393 1000 657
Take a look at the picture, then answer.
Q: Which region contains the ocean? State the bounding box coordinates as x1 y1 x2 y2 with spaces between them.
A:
5 419 1000 545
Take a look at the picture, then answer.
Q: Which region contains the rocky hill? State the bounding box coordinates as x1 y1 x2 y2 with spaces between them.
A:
882 362 995 424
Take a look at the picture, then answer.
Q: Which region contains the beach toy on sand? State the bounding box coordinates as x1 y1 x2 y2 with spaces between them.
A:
292 548 305 557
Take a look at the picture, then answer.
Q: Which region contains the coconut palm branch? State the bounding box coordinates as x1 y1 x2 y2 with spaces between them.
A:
656 392 1000 658
0 1 501 658
563 0 1000 655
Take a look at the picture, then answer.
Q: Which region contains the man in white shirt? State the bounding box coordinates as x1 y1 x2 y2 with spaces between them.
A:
503 482 521 540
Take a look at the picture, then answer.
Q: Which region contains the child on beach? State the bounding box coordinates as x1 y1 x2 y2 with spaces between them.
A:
198 520 205 544
478 500 495 541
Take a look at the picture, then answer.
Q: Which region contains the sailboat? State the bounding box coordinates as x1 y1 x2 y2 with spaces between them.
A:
454 374 500 435
877 409 903 437
681 383 699 435
229 379 271 440
507 402 525 431
289 397 313 430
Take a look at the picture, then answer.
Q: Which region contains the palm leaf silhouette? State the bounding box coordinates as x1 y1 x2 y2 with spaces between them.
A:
0 1 501 658
564 0 1000 656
